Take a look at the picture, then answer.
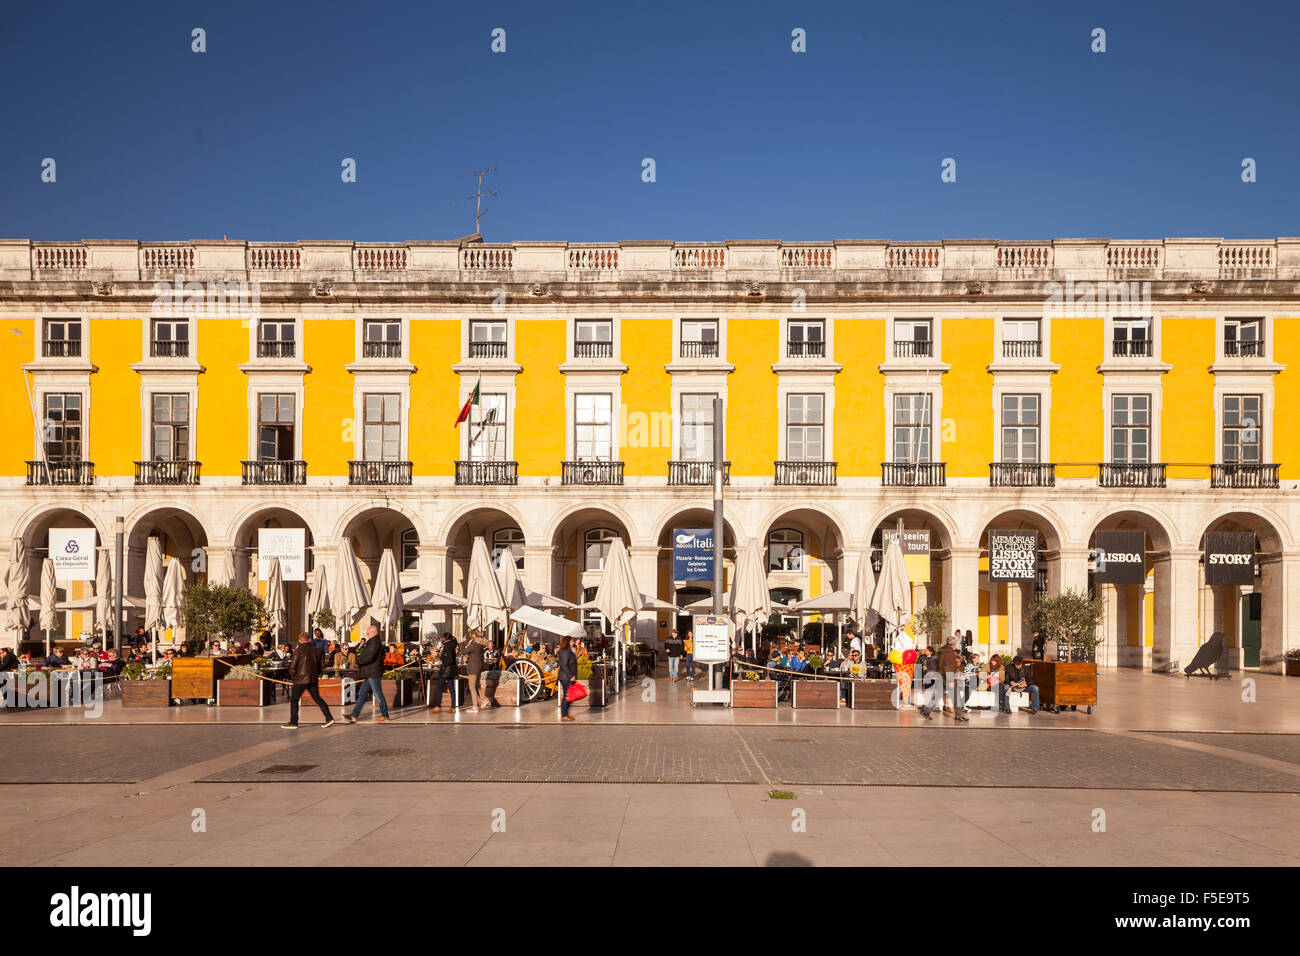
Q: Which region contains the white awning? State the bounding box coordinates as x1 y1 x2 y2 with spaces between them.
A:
512 604 585 639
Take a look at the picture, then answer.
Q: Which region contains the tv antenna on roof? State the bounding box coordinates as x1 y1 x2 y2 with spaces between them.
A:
458 167 499 236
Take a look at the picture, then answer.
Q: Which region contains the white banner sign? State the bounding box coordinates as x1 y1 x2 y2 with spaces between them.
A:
48 528 96 581
258 528 306 582
692 615 732 663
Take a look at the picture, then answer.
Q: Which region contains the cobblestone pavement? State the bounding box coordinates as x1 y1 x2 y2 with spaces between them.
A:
4 723 1296 791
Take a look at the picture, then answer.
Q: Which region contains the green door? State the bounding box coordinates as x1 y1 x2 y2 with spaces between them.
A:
1241 593 1262 668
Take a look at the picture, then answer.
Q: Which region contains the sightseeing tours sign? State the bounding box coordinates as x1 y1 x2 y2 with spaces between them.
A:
1093 530 1146 583
48 528 96 581
1204 531 1255 586
988 529 1038 582
880 528 931 582
672 528 714 581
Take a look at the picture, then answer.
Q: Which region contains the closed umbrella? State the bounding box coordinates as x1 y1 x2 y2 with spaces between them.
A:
94 550 112 640
161 557 185 653
39 558 57 657
729 538 772 655
263 556 285 642
495 550 528 612
868 536 912 650
5 538 30 648
594 538 639 690
851 548 881 655
217 549 240 589
334 537 371 638
369 549 403 636
306 561 331 632
465 537 507 633
143 537 164 648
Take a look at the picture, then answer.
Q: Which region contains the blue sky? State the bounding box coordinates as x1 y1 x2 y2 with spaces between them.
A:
2 0 1296 242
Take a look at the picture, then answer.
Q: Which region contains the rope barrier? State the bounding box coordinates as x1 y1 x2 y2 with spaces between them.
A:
733 660 899 683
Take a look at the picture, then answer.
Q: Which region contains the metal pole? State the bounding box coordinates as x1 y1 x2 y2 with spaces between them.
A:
711 397 724 691
113 517 124 655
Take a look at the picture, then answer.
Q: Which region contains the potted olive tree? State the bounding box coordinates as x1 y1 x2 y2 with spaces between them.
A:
1026 589 1103 710
912 604 951 649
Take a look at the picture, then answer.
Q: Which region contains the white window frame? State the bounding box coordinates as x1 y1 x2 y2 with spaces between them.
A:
571 392 615 461
41 316 85 360
783 317 828 359
1218 392 1266 465
147 392 194 461
891 392 934 464
997 392 1041 464
568 317 618 362
140 383 199 462
248 314 302 363
352 387 409 461
1107 314 1159 360
464 391 510 462
1218 314 1272 363
783 393 826 462
492 528 526 571
464 317 513 363
1106 393 1152 465
144 315 194 361
355 316 409 364
36 387 89 462
887 314 943 365
676 317 724 361
777 383 834 461
882 381 943 464
995 316 1049 361
677 392 718 461
768 528 805 573
990 385 1051 464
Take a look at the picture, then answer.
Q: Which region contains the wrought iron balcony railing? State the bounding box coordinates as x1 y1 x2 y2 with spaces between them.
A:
242 460 307 485
362 340 402 359
774 460 837 486
573 341 613 359
256 339 295 358
42 338 82 358
150 339 189 358
455 460 519 485
348 460 413 484
668 460 730 485
134 460 201 485
1223 339 1264 358
1098 463 1167 488
561 460 624 485
1111 338 1152 358
26 460 94 485
786 340 825 358
1211 463 1279 489
990 462 1056 487
882 461 947 486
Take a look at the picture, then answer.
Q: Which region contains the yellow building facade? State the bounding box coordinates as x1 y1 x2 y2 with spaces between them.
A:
1 237 1296 670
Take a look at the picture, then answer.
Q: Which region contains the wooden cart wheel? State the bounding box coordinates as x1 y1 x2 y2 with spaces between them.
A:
508 660 544 702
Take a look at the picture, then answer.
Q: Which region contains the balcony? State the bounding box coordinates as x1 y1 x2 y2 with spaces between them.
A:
150 339 189 358
774 460 837 486
1002 339 1041 359
561 460 624 485
242 460 307 485
42 338 82 358
349 460 412 485
573 341 613 359
668 460 730 486
990 462 1056 487
256 340 295 359
786 340 825 359
134 460 200 485
362 341 402 359
468 341 508 359
455 460 519 485
1098 463 1167 488
893 339 933 359
1224 339 1264 358
882 462 947 486
680 340 719 359
1212 463 1280 489
1111 339 1152 358
25 460 94 486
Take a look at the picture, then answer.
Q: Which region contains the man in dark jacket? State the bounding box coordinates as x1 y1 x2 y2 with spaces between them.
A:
345 625 390 723
937 637 968 720
282 631 335 729
0 647 19 671
427 632 460 712
1002 655 1040 714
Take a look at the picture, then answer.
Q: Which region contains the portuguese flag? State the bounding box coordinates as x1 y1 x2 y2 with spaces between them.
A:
455 376 481 426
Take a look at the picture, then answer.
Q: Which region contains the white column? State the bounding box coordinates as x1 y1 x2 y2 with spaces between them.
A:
1168 550 1200 672
522 546 555 596
629 545 661 647
944 548 979 644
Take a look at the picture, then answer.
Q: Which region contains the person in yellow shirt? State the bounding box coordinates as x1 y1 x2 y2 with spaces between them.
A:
683 631 695 683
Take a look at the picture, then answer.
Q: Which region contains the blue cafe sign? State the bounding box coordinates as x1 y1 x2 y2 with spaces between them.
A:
672 528 714 581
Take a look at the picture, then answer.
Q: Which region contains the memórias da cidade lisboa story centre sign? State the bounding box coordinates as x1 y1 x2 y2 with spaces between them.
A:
988 529 1038 582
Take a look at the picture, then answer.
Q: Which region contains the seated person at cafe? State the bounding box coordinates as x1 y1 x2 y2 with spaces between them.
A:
839 648 864 701
1001 654 1040 714
0 646 19 671
45 647 72 668
98 649 125 676
788 649 809 673
270 643 291 661
333 643 357 669
74 648 99 670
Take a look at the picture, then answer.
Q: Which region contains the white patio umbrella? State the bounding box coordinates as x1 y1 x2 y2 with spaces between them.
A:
334 537 372 639
5 538 30 648
143 537 165 656
464 536 507 634
594 538 640 690
94 550 112 641
306 561 331 632
161 557 185 656
369 549 404 637
851 548 881 655
525 590 577 611
263 556 285 642
729 538 772 655
217 549 240 589
495 550 528 612
39 558 57 657
868 535 913 651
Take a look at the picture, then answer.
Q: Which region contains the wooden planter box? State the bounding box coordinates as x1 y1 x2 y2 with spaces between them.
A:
122 680 173 708
482 673 521 706
381 677 418 708
731 679 778 708
217 678 276 707
171 655 251 702
1029 660 1097 708
847 679 896 710
1286 660 1300 677
569 675 614 708
792 679 838 709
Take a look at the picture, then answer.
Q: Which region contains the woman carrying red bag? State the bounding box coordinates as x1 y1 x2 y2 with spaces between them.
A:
557 636 579 721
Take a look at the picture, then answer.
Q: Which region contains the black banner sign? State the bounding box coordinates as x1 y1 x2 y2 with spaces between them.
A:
988 529 1038 582
1094 530 1146 583
1205 531 1256 586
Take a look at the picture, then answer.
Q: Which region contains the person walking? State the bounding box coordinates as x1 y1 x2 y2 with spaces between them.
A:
937 636 968 721
461 629 487 713
282 631 335 729
427 632 460 713
557 635 578 721
1031 629 1046 661
344 625 390 724
665 629 682 681
683 630 695 683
